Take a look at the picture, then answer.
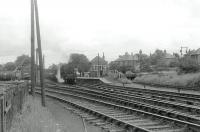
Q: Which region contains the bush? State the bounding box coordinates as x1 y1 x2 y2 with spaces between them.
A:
134 72 200 88
10 96 63 132
118 77 132 86
178 57 199 73
169 60 179 67
186 76 200 87
45 73 58 82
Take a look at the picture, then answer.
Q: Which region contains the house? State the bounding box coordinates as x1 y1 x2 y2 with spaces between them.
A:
190 48 200 64
163 52 176 66
157 50 177 67
112 52 140 71
90 53 108 77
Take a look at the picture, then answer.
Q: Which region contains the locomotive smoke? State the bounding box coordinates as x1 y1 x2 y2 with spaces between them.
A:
56 64 64 83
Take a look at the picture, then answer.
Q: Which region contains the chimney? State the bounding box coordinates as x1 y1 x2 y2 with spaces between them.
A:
103 52 105 60
139 49 142 54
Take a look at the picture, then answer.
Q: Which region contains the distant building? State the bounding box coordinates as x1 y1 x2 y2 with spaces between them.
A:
112 52 140 71
90 53 108 77
189 48 200 64
163 51 176 66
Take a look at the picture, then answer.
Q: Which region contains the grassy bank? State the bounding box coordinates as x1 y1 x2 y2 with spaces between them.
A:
9 96 66 132
105 75 132 85
134 72 200 88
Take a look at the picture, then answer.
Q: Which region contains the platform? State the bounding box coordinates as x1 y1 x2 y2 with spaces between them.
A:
77 77 112 84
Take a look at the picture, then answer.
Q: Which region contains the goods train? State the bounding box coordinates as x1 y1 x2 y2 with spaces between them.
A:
0 72 16 81
0 71 30 81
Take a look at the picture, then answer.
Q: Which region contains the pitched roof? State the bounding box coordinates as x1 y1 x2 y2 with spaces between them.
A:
115 53 139 61
91 56 107 65
191 48 200 55
164 53 175 59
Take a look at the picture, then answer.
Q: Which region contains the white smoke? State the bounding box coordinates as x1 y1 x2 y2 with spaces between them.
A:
56 64 64 83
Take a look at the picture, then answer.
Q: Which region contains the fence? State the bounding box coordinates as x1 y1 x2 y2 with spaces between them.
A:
0 81 28 132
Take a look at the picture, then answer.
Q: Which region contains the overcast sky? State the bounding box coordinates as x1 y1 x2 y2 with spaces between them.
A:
0 0 200 67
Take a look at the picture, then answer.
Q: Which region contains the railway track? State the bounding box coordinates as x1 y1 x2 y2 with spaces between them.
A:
76 83 200 111
44 84 200 125
36 82 200 132
79 83 200 111
93 83 200 105
36 89 186 132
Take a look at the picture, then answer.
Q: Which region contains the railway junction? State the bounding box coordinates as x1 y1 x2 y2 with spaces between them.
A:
1 0 200 132
34 78 200 132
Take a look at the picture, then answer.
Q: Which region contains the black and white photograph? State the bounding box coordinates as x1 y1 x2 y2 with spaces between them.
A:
0 0 200 132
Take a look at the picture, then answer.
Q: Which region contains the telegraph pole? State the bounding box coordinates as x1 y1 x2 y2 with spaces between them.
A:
34 0 46 106
43 55 45 71
98 53 99 77
31 0 35 97
35 48 39 84
139 50 142 72
180 46 188 57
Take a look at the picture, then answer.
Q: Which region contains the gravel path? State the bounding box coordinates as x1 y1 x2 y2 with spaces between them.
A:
45 97 102 132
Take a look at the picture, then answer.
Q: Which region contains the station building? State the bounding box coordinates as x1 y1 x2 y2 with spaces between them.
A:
90 53 108 77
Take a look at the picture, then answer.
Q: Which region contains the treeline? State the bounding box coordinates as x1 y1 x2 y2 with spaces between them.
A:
178 57 199 74
47 53 91 81
109 49 199 74
0 55 31 72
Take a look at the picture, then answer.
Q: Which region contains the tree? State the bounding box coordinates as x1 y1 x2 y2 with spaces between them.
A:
179 56 199 73
3 62 16 71
173 53 180 58
136 53 151 72
60 53 90 78
150 49 166 65
69 53 91 73
140 57 152 72
0 65 3 71
46 64 58 82
15 54 31 67
109 62 119 70
47 64 58 75
169 59 179 67
118 65 129 74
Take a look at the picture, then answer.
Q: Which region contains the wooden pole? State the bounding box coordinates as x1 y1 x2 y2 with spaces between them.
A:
35 48 39 84
31 0 35 97
34 0 46 106
43 55 45 74
43 55 45 69
98 53 99 77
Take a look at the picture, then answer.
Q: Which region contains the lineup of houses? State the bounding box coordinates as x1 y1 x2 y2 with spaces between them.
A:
88 48 200 77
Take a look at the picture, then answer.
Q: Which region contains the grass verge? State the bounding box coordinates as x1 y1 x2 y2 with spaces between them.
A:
134 72 200 88
9 96 66 132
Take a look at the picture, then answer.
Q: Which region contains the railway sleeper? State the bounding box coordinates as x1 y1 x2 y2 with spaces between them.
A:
37 87 200 131
48 84 200 114
81 84 200 108
79 88 200 119
43 88 200 125
62 104 127 132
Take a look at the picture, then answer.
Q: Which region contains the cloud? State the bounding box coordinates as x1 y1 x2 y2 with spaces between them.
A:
0 0 200 67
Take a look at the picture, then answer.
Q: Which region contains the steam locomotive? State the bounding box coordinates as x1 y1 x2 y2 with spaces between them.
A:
64 74 76 85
